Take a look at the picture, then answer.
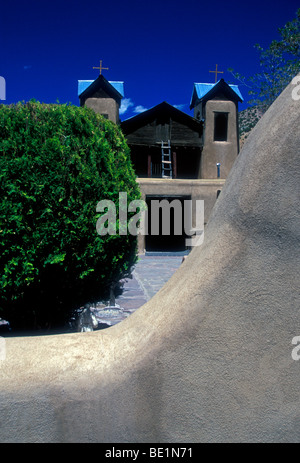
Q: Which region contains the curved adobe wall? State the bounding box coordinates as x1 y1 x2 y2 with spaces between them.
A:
0 76 299 442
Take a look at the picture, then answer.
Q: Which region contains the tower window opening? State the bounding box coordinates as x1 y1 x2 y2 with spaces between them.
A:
214 112 228 141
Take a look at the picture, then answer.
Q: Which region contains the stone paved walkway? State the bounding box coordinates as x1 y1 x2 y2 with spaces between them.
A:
94 255 184 327
2 255 185 335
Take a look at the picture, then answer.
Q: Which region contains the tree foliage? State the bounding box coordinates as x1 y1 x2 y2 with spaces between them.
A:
0 101 140 329
229 8 300 112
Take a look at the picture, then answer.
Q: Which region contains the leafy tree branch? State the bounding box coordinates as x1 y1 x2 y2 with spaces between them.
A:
229 8 300 112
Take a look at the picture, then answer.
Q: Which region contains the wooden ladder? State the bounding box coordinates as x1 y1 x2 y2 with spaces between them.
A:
161 140 172 179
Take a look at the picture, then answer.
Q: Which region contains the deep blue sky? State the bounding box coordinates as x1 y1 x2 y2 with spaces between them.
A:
1 0 299 119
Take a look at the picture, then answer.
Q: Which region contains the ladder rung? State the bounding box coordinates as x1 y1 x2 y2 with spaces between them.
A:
161 140 172 178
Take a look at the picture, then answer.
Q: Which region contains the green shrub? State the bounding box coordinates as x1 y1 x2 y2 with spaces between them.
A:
0 102 140 329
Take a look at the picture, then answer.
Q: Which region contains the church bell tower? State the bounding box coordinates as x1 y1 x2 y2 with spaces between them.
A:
190 77 243 179
78 62 124 124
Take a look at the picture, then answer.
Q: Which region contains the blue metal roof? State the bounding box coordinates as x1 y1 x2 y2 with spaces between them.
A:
78 80 93 96
190 80 243 107
78 80 124 97
109 81 124 97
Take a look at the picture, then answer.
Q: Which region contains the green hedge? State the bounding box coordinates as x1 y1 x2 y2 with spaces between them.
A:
0 102 140 329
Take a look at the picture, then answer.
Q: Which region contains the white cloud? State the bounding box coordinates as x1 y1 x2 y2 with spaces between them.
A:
120 99 149 117
173 104 186 111
119 98 134 115
133 105 148 114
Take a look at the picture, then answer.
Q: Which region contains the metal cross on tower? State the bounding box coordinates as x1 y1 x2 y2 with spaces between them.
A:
209 64 223 83
93 60 109 75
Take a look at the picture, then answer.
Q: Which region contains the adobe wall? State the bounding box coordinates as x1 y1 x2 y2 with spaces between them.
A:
137 178 225 253
201 100 239 178
84 97 119 123
0 76 299 443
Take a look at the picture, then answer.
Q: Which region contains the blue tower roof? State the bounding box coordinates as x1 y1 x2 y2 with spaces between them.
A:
78 80 124 98
190 79 243 109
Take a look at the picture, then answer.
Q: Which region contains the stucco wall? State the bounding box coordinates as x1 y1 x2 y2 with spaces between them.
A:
137 178 225 253
201 100 239 178
84 97 119 123
0 76 299 443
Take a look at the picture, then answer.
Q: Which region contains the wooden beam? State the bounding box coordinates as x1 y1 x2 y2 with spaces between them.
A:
148 153 151 178
172 151 177 179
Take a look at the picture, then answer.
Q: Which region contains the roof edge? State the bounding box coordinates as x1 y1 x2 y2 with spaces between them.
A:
190 79 243 109
78 75 124 101
121 101 202 132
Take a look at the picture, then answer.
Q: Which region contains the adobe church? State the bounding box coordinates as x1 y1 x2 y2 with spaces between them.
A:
78 68 243 254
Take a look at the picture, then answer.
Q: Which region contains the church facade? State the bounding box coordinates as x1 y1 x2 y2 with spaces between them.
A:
78 74 243 254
